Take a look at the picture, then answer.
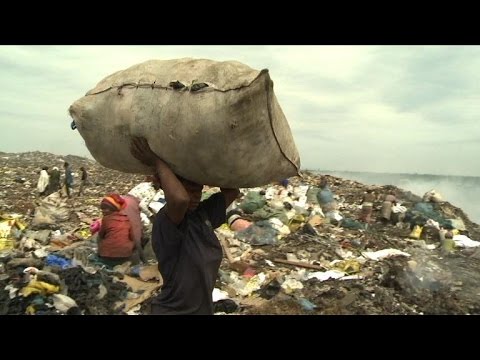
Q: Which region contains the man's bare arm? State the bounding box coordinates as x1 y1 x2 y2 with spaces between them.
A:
130 137 189 225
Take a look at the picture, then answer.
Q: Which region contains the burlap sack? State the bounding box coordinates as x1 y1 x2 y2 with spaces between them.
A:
69 58 300 188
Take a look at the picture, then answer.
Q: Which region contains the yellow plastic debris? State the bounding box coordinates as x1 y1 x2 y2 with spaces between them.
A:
288 215 305 232
15 220 26 231
0 239 15 250
409 225 423 239
333 260 361 274
77 229 91 239
0 217 25 250
20 280 60 297
219 223 230 230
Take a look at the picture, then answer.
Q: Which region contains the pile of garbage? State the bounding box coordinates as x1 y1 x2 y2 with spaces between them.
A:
0 152 158 315
1 151 480 315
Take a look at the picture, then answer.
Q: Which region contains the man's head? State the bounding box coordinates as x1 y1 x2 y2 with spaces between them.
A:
64 162 69 168
42 166 48 171
319 177 328 189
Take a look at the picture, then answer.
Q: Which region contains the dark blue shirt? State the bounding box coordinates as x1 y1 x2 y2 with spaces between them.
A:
65 167 74 186
151 192 226 315
317 186 334 204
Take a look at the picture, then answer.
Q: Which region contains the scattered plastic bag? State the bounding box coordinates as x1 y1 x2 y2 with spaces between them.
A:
0 217 25 250
452 234 480 248
235 221 278 246
297 298 317 311
306 270 345 281
361 249 411 261
409 225 423 239
281 278 304 294
45 254 72 269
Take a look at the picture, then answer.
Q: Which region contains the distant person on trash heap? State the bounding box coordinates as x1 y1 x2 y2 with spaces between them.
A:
316 176 337 213
36 166 50 196
77 166 89 196
47 166 61 195
359 188 375 224
97 194 143 268
63 162 74 198
380 190 397 224
130 137 240 315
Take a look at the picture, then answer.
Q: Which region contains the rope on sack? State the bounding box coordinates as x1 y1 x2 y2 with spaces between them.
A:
86 74 264 96
264 72 300 176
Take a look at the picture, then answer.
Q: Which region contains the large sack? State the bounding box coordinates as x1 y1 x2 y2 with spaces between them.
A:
69 58 300 188
32 192 70 227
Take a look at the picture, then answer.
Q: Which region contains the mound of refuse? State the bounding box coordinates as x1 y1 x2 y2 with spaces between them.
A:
1 151 480 315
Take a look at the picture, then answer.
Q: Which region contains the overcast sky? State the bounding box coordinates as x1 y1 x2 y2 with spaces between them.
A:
1 45 479 176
